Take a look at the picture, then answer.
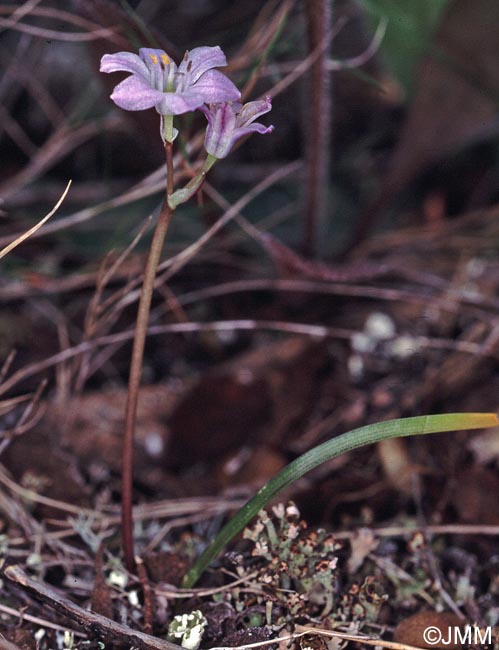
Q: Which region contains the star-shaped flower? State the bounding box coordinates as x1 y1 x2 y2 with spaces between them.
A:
100 46 240 116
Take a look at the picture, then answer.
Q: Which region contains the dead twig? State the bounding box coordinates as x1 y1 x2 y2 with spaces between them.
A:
0 315 495 400
0 17 117 42
0 119 117 202
158 160 302 282
136 556 154 635
0 562 179 650
73 217 151 393
0 4 121 39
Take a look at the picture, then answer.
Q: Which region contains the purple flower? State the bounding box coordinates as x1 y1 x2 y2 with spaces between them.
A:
200 97 274 159
100 46 240 116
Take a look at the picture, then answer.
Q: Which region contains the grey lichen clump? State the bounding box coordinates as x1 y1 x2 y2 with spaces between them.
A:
240 503 387 628
243 503 340 618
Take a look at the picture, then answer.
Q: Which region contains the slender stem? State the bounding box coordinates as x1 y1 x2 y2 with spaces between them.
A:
121 141 175 572
302 0 332 257
165 139 174 195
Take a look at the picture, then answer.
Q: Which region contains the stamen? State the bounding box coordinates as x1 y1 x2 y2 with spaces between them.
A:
187 60 192 72
161 53 170 66
149 53 159 65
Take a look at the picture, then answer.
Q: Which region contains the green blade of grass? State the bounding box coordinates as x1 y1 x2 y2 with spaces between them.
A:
182 412 498 588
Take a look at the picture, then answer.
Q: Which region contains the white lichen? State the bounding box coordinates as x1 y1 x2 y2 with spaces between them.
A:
387 334 422 359
364 312 396 340
167 610 207 650
108 567 128 589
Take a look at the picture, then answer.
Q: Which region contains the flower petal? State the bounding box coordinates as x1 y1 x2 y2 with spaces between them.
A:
100 52 148 78
155 91 206 115
237 96 272 126
191 69 241 104
180 46 227 83
234 123 275 138
110 75 165 111
203 103 237 158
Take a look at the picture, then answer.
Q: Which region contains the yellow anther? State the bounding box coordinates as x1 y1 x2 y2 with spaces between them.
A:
161 53 170 66
149 53 159 65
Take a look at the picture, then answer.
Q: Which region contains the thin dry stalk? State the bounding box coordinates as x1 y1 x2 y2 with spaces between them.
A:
0 15 117 42
159 161 302 282
0 379 47 456
55 317 72 403
235 0 295 101
0 4 123 44
1 307 496 402
73 218 150 392
0 119 118 202
0 104 37 157
0 48 66 128
0 180 71 258
0 148 191 246
136 557 153 634
0 602 84 637
302 0 332 256
0 394 31 417
0 351 16 384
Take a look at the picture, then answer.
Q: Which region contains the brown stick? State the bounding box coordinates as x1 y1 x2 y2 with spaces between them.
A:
136 556 154 635
303 0 332 256
0 562 178 650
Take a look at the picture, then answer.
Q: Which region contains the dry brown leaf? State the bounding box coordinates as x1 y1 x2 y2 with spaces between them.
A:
393 611 465 649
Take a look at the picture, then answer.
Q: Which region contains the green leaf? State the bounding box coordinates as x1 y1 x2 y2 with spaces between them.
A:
182 412 498 588
358 0 450 91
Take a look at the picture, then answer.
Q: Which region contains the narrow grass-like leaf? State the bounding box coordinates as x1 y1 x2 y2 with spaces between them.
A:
182 412 498 587
358 0 450 91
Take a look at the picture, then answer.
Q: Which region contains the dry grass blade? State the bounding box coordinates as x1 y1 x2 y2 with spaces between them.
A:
0 394 30 416
0 601 84 637
0 379 47 456
0 4 122 42
0 147 190 245
0 180 71 259
233 0 295 101
0 465 98 517
295 625 431 650
0 118 117 202
159 160 302 281
73 216 151 392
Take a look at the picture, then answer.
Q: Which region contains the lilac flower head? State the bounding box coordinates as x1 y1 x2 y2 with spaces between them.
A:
200 96 274 159
100 46 240 116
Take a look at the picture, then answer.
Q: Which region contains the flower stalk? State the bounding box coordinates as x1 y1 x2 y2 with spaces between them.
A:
122 141 174 571
100 44 273 571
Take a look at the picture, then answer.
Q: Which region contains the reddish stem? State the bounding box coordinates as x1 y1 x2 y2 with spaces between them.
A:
121 141 175 572
303 0 332 257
